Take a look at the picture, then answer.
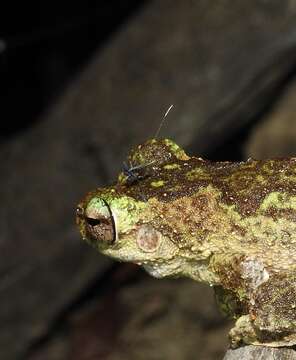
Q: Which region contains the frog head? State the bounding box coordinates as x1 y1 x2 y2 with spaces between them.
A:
76 188 181 277
76 138 194 277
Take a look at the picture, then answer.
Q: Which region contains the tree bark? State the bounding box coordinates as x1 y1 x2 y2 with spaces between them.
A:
223 345 296 360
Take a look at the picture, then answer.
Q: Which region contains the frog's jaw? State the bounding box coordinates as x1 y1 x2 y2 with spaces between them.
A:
143 257 188 278
100 228 186 279
100 225 180 268
77 191 218 280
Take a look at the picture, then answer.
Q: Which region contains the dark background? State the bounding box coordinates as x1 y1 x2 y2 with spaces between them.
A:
0 1 147 138
1 1 296 359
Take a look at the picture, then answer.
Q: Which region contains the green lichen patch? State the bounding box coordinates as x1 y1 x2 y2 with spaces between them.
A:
163 138 189 160
163 163 181 170
259 192 296 212
186 168 210 181
151 180 165 187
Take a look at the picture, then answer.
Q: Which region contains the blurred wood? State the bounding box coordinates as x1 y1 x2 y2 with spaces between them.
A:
223 345 296 360
246 80 296 158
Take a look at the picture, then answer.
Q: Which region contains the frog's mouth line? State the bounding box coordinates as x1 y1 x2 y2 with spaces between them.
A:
142 256 187 278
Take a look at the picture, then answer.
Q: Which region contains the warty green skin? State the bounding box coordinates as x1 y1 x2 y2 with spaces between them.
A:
77 138 296 348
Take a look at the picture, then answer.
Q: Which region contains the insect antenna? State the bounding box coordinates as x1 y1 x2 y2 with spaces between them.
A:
154 104 174 139
123 105 174 185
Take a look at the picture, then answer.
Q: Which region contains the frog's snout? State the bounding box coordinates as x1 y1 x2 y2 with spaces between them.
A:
76 198 116 245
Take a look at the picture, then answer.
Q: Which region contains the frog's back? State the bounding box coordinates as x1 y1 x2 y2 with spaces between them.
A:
208 158 296 261
123 154 296 255
209 157 296 218
208 159 296 285
124 155 296 218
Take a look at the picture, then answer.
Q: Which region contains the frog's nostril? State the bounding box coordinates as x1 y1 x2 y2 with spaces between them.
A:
76 205 84 218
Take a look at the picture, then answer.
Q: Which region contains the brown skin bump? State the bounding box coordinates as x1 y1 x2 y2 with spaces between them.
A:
251 273 296 344
210 255 247 295
230 224 247 238
149 194 222 248
264 207 296 222
128 139 189 165
253 274 296 324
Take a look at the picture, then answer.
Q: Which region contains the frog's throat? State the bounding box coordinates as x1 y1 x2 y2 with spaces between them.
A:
143 256 219 284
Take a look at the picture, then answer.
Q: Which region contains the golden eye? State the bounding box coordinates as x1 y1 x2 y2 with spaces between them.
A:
84 199 116 244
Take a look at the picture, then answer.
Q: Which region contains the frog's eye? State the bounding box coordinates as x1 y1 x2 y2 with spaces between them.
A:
84 198 116 244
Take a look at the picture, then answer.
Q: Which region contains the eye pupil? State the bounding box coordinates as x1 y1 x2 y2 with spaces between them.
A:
86 217 101 226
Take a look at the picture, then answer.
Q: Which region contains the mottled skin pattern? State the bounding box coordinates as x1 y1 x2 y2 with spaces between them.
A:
77 139 296 347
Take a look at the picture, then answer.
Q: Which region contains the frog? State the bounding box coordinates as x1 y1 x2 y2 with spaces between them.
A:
76 138 296 348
